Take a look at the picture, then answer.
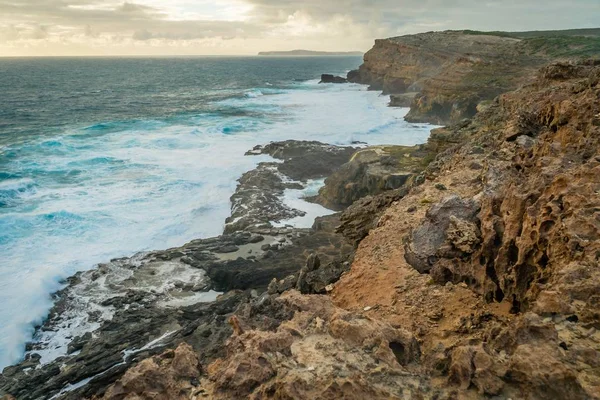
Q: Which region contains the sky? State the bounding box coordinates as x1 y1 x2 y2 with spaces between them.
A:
0 0 599 56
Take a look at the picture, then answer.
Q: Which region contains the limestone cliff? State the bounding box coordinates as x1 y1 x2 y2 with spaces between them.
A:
349 29 600 125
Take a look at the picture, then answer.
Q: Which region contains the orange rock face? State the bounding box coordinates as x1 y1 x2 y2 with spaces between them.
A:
99 343 202 400
334 60 600 399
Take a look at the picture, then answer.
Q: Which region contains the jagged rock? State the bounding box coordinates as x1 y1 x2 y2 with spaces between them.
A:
206 291 430 399
0 148 354 400
305 253 320 271
388 92 417 107
100 343 202 400
226 140 356 233
448 345 504 395
245 140 356 182
445 215 481 254
267 275 298 295
4 47 600 400
334 60 600 400
404 195 481 274
295 255 351 294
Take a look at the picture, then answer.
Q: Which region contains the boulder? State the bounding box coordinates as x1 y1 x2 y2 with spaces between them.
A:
404 195 481 274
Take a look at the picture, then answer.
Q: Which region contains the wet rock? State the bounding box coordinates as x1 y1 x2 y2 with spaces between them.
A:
225 140 355 233
0 172 353 400
319 74 347 83
246 140 356 181
215 245 239 253
67 332 92 354
248 235 264 243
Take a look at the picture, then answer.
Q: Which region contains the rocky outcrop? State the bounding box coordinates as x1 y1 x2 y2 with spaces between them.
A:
389 92 417 107
404 195 481 274
98 343 202 400
319 74 347 83
349 30 600 124
0 141 355 400
267 253 353 295
313 145 429 210
205 291 429 400
335 187 408 246
5 58 600 400
226 140 355 233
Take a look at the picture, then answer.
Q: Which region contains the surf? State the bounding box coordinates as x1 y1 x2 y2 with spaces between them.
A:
0 58 432 368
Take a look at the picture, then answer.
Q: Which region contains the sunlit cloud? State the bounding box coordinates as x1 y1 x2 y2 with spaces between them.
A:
0 0 598 56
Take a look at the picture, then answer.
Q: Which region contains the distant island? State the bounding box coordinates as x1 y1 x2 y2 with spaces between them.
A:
258 50 364 56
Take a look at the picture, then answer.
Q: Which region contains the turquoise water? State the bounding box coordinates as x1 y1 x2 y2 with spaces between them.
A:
0 56 433 368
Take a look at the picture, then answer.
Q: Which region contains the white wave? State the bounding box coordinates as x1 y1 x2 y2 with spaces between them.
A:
273 178 334 229
245 89 263 98
0 79 434 369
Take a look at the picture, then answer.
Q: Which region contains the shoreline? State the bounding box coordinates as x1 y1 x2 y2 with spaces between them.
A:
1 120 435 400
0 70 432 371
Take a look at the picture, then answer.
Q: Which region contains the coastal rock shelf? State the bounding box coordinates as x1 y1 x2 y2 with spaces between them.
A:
225 140 356 233
0 140 358 400
94 60 600 400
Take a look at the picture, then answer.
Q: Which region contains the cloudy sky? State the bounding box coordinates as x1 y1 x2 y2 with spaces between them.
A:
0 0 598 56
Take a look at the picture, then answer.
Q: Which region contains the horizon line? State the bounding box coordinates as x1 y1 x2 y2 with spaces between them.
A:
0 54 366 59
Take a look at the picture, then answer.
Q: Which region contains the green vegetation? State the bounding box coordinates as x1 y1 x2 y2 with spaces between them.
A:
461 28 600 40
460 28 600 59
523 36 600 58
461 30 516 38
381 145 432 172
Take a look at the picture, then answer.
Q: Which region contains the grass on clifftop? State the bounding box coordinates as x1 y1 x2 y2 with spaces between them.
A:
462 28 600 40
462 29 600 59
523 36 600 58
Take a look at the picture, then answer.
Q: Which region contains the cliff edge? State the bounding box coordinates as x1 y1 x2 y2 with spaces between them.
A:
348 29 600 124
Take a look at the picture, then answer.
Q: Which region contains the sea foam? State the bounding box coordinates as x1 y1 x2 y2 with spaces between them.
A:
0 80 432 368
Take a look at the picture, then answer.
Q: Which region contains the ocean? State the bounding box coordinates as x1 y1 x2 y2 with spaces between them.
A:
0 56 432 368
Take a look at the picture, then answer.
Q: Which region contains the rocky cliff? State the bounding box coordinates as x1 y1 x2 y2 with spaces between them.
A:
348 29 600 125
335 60 600 399
176 59 600 400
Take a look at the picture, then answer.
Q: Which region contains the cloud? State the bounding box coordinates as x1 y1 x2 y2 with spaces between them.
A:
0 0 598 55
